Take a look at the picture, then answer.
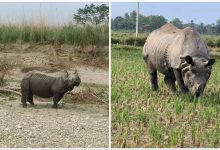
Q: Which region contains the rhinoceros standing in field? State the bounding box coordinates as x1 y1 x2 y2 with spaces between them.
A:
21 70 81 108
143 23 215 97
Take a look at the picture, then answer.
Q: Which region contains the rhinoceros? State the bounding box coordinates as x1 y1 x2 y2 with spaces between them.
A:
143 23 215 97
21 70 81 108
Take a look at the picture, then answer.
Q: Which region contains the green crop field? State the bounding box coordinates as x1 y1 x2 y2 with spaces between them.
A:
111 43 220 148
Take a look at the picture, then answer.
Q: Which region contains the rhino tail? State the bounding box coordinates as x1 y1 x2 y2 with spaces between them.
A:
22 71 34 80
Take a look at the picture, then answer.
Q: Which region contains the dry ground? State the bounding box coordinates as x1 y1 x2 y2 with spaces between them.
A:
0 43 109 148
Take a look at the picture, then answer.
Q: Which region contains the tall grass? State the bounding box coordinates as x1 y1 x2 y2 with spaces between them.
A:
0 24 108 47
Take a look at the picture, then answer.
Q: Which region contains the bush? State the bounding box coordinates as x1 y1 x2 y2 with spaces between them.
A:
111 37 121 44
207 40 216 48
216 38 220 48
112 44 142 51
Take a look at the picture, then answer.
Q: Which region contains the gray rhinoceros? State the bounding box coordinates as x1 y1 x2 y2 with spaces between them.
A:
20 70 81 108
143 23 215 97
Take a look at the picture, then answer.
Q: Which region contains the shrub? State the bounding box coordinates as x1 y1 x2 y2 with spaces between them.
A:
207 40 216 48
216 38 220 48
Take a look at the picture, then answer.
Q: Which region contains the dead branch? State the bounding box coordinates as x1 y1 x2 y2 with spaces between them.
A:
90 92 108 105
0 88 21 96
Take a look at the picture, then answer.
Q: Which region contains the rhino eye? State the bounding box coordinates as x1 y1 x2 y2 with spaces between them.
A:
191 68 197 74
188 80 193 87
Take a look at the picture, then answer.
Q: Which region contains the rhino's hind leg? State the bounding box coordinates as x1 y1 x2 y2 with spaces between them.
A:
164 75 176 92
143 56 158 91
21 94 27 107
27 93 34 106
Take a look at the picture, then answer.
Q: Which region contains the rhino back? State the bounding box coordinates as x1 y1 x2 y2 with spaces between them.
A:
144 23 210 71
143 23 182 73
29 73 56 98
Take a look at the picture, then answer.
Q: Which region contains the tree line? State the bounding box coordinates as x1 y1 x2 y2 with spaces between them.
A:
112 11 220 35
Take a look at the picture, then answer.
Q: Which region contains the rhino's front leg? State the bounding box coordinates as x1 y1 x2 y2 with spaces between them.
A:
164 75 176 92
150 72 158 91
173 69 188 93
52 93 64 108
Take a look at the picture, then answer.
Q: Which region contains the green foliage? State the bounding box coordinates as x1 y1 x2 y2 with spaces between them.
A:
112 12 167 32
0 24 108 47
207 40 215 48
149 122 163 146
170 18 183 29
112 12 220 35
217 38 220 47
111 32 147 46
73 4 108 26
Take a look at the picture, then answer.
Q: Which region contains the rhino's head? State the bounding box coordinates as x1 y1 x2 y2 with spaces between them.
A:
63 70 81 91
181 55 215 97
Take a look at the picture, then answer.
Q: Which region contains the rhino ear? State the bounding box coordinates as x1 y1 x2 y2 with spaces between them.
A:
63 70 69 81
207 59 215 66
185 55 194 66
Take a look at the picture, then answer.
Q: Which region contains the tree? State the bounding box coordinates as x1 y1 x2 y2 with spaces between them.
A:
143 15 167 31
111 16 125 30
216 19 220 34
73 4 108 26
189 20 195 28
170 18 183 28
205 24 215 35
196 23 205 34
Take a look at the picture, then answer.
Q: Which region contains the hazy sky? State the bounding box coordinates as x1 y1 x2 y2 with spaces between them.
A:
0 2 108 25
111 2 220 24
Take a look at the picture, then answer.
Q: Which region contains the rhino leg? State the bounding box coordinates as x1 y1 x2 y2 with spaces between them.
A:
150 72 158 91
21 79 30 107
21 94 27 107
164 74 176 92
27 93 34 106
143 56 158 91
173 69 188 93
52 93 64 108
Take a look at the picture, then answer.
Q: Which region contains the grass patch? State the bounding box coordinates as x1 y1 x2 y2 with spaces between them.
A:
111 44 220 148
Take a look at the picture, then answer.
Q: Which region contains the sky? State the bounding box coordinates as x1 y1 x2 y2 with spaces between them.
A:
0 2 108 25
111 2 220 24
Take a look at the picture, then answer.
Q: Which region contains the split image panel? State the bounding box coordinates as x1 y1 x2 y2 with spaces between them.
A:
111 2 220 148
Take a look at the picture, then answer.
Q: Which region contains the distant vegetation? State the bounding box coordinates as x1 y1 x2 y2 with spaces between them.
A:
0 4 109 47
0 24 108 47
112 32 220 51
112 11 220 35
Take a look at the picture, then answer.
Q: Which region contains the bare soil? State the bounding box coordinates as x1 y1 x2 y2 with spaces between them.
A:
0 44 109 148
